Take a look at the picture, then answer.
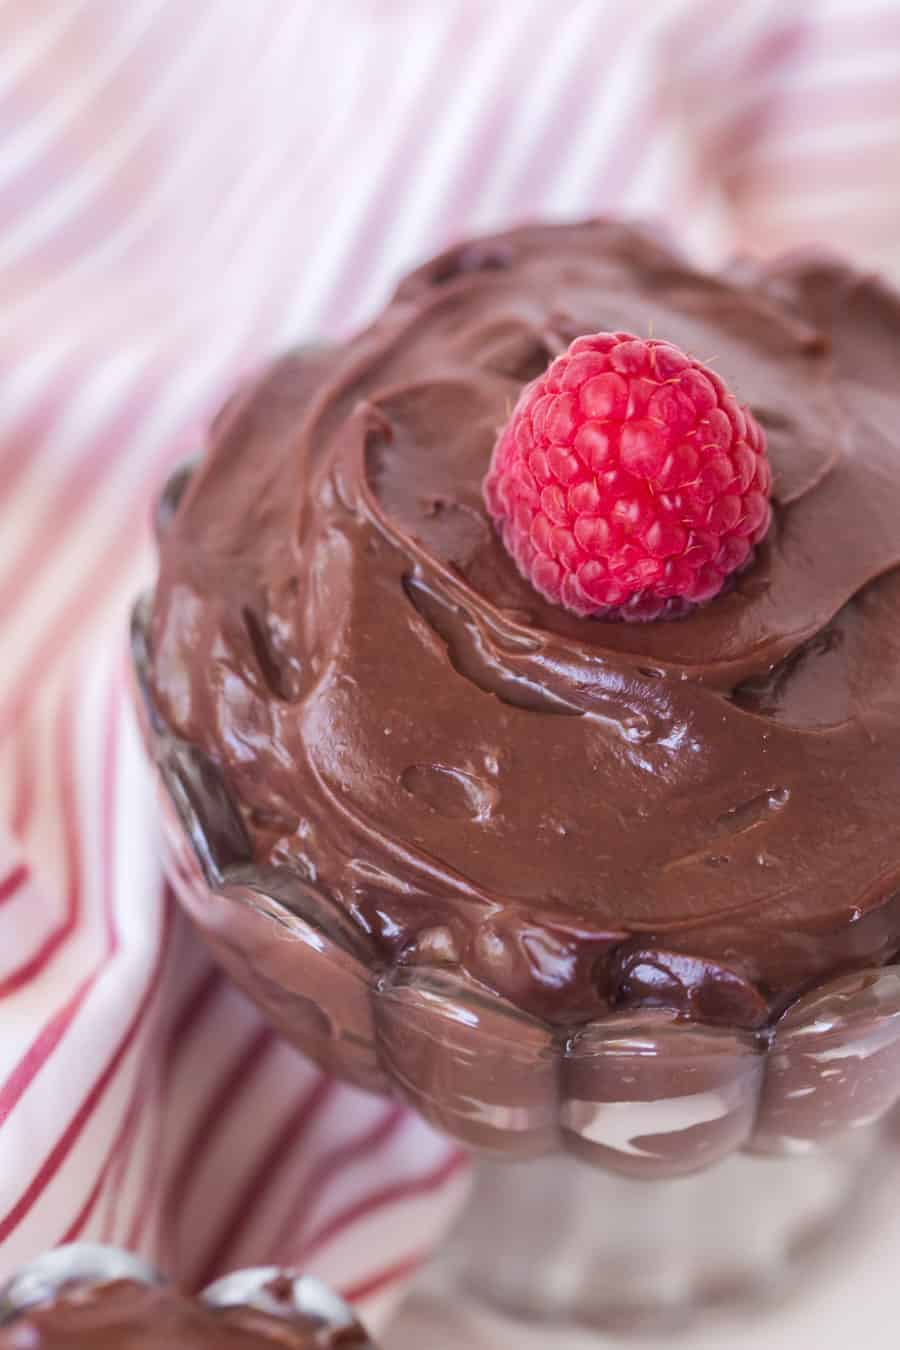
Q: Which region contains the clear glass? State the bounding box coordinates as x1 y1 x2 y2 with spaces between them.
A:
438 1134 884 1333
131 579 900 1330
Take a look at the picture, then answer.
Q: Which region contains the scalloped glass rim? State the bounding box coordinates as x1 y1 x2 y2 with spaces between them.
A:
131 596 900 1177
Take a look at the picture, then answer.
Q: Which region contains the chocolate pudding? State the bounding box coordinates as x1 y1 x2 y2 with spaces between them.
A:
146 220 900 1033
0 1279 373 1349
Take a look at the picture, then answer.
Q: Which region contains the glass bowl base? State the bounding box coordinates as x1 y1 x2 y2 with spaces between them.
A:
435 1130 886 1335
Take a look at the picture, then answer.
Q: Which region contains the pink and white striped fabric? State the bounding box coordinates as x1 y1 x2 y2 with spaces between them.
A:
1 0 899 1337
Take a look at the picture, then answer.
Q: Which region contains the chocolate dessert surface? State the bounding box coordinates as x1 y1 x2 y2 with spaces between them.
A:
146 218 900 1031
0 1277 372 1349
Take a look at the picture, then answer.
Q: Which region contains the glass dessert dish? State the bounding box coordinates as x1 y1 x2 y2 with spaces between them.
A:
0 1243 377 1346
133 221 900 1333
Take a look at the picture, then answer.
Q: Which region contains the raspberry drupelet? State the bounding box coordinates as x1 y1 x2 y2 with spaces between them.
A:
483 331 772 621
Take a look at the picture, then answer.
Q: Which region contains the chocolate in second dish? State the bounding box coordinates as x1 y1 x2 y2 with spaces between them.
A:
0 1279 373 1349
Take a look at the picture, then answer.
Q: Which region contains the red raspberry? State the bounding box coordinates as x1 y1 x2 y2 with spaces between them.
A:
483 331 772 620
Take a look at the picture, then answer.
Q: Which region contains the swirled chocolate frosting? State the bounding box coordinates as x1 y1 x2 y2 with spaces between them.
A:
148 220 900 1029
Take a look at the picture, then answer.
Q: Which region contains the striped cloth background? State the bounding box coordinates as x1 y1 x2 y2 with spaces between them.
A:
1 0 899 1338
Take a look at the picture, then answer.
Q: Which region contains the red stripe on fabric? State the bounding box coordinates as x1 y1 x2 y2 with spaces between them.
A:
267 1105 405 1265
57 1165 111 1246
674 0 802 73
8 3 265 303
100 1072 152 1244
100 675 123 945
593 88 666 205
0 685 81 997
113 961 225 1253
299 1149 469 1262
0 893 172 1242
729 19 813 85
802 8 900 49
62 673 150 1246
438 7 549 242
0 678 121 1123
62 12 310 337
60 1070 150 1243
124 1128 161 1253
189 1075 335 1291
122 965 227 1254
161 965 225 1085
0 677 129 1236
0 6 83 116
327 6 473 326
0 418 205 738
340 1252 426 1306
718 74 900 166
0 912 78 996
668 0 743 52
681 9 900 160
730 139 900 192
10 715 37 837
0 863 28 906
0 3 180 273
498 10 622 214
77 675 145 1242
163 1024 276 1223
0 367 75 494
758 194 900 236
0 665 122 996
0 973 95 1127
0 384 152 632
290 1105 405 1239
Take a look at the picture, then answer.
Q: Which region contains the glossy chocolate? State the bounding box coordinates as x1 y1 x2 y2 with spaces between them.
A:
0 1278 372 1348
147 220 900 1029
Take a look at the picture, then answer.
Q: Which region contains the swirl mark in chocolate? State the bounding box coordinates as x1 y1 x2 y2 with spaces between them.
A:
148 221 900 1024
